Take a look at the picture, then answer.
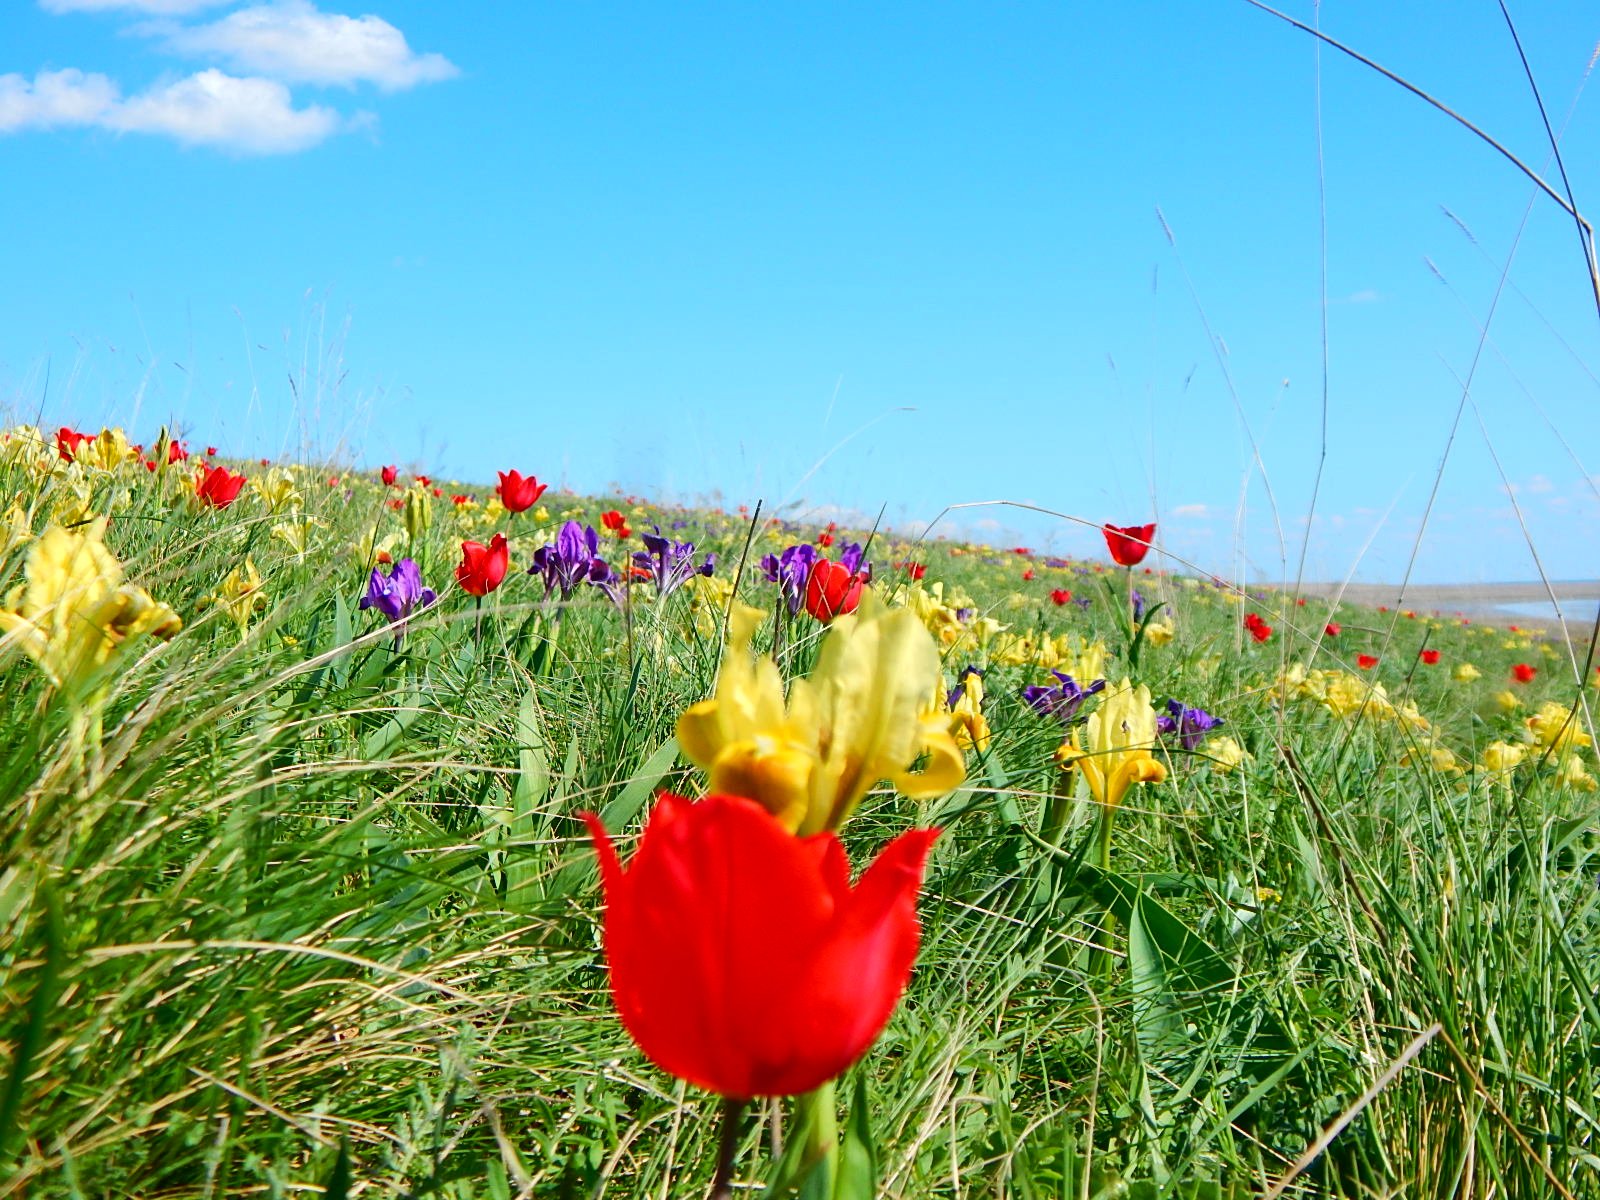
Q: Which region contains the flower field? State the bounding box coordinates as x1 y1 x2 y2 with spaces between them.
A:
2 422 1598 1198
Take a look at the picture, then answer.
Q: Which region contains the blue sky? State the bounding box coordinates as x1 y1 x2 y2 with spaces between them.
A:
2 1 1598 584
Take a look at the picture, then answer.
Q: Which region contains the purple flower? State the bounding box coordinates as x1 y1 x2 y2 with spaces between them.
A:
1073 595 1093 611
1156 699 1224 752
759 543 819 614
837 542 873 582
359 557 436 640
634 528 715 599
1131 589 1146 621
1021 672 1105 724
529 521 614 601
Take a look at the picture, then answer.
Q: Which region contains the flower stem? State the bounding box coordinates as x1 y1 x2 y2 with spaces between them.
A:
709 1096 748 1200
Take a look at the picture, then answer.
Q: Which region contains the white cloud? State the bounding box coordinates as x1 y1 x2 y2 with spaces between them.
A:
163 1 457 91
1171 503 1210 518
40 0 231 13
0 66 348 153
108 68 345 152
0 68 119 130
1526 474 1554 494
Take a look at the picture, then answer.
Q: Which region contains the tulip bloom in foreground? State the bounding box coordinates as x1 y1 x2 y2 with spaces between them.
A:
585 793 940 1098
456 533 509 596
1102 522 1156 567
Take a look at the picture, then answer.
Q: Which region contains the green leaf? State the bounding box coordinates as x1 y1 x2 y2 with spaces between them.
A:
0 875 63 1167
597 736 682 832
833 1074 877 1200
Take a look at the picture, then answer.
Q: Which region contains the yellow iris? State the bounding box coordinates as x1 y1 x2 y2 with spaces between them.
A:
1055 677 1168 809
0 520 181 703
677 591 965 835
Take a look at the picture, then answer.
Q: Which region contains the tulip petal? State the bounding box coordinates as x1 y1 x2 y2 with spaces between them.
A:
767 825 941 1093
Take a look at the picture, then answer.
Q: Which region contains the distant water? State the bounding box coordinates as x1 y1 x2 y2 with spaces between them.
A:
1496 599 1600 624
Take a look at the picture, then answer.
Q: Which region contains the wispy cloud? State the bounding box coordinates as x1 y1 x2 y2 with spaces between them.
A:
1333 288 1382 305
1170 503 1210 518
159 1 458 91
0 66 349 153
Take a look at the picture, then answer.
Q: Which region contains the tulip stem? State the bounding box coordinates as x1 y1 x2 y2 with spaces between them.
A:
709 1096 748 1200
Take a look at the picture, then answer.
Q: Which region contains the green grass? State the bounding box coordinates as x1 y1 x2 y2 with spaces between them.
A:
2 444 1597 1198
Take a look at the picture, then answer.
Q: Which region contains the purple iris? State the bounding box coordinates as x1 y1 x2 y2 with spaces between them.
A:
1131 589 1146 621
1021 672 1105 724
529 521 614 601
759 543 819 615
634 528 715 600
837 542 873 582
1156 699 1224 752
359 557 436 640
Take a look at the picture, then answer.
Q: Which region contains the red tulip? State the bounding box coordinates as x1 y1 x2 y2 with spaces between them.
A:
804 558 867 622
816 531 834 548
1243 612 1272 642
496 469 548 513
601 510 632 539
1512 663 1537 684
56 426 93 461
166 440 189 464
381 464 398 487
1102 522 1156 567
415 474 431 487
584 793 940 1098
206 446 218 457
1022 568 1035 581
1324 622 1341 637
457 533 509 596
194 463 246 508
1358 654 1379 671
1050 589 1072 606
1419 649 1440 665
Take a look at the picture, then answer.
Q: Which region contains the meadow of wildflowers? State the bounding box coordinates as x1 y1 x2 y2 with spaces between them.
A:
1 423 1598 1198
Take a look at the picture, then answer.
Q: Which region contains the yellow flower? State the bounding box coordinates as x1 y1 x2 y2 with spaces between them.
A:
1402 743 1463 775
1143 620 1175 647
213 558 268 635
1480 740 1525 774
252 467 303 514
1452 662 1481 682
683 572 733 638
2 501 30 557
1555 752 1598 792
946 670 990 754
1493 690 1521 715
1207 735 1249 772
1055 678 1167 809
75 428 138 473
1524 702 1593 754
0 520 181 701
271 517 324 559
677 592 965 835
